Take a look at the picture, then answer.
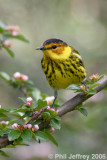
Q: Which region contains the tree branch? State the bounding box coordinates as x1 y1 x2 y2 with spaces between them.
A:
57 75 107 116
0 76 107 149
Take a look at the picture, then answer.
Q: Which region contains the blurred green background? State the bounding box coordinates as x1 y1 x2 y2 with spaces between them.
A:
0 0 107 160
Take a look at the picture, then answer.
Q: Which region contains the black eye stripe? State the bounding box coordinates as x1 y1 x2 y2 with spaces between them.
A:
52 45 57 49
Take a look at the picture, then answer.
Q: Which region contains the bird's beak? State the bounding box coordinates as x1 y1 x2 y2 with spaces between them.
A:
36 46 46 50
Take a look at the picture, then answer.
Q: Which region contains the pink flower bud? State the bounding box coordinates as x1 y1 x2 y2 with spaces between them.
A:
47 106 55 111
6 25 19 31
1 121 6 124
33 124 39 131
21 75 29 81
50 127 55 133
45 96 55 105
23 124 27 129
13 72 21 79
47 106 51 110
27 124 32 129
0 105 1 108
12 123 18 130
26 102 31 106
49 108 55 111
3 40 12 48
26 97 33 106
5 121 9 125
12 31 18 36
26 97 33 103
80 84 86 91
5 25 12 30
1 121 9 125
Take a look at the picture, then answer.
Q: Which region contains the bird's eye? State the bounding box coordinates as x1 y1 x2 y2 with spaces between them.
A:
52 45 57 49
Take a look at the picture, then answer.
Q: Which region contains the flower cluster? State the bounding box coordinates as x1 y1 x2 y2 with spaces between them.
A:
5 25 19 37
80 84 87 93
2 25 19 48
12 123 39 132
13 72 29 81
0 121 9 125
47 106 59 115
89 74 99 81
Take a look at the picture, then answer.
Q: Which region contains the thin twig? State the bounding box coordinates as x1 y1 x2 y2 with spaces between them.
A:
19 86 28 97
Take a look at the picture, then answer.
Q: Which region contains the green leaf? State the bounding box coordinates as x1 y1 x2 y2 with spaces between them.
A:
50 119 61 129
17 143 30 146
41 93 48 99
8 130 21 141
0 112 8 117
85 81 93 85
0 21 5 27
98 74 106 80
25 110 32 117
19 97 27 103
67 84 80 90
8 119 18 125
0 21 5 33
0 150 9 157
0 27 5 33
23 80 33 86
47 109 57 117
104 87 107 91
54 115 61 121
45 132 58 146
88 83 100 90
0 108 9 112
9 112 23 118
37 99 47 110
12 82 20 89
0 130 8 135
21 129 32 141
33 101 38 109
13 108 26 113
87 90 96 96
78 108 88 116
32 132 37 141
0 124 4 130
3 33 29 43
6 145 16 148
42 112 51 120
3 46 14 57
35 131 49 142
3 33 12 39
0 72 10 82
32 88 41 100
14 34 29 43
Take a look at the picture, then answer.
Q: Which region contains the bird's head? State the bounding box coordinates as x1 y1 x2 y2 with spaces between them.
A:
36 38 72 60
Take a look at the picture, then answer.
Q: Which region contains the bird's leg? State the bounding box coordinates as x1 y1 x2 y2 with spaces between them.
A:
51 89 58 108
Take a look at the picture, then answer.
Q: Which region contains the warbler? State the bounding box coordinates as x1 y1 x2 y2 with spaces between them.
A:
36 38 86 107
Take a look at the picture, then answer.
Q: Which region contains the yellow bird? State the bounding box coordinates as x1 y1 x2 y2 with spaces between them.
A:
36 38 86 107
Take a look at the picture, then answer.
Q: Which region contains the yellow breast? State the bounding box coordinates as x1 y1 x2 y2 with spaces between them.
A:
41 53 86 89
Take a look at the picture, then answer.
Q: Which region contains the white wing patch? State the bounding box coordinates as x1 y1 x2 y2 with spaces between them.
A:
76 54 82 60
